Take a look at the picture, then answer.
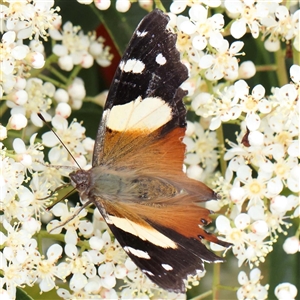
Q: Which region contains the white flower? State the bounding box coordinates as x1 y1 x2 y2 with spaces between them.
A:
0 2 58 99
68 77 86 108
36 244 61 291
237 268 269 299
234 165 269 209
275 282 298 300
63 244 96 291
7 89 28 106
269 80 298 139
50 21 112 71
264 157 299 194
1 220 36 261
170 0 189 14
235 80 271 131
215 213 272 268
42 114 87 168
47 202 88 244
94 0 111 10
0 251 29 299
77 0 93 4
0 125 7 140
183 121 218 181
262 7 299 51
7 113 27 130
26 51 45 69
194 84 242 130
0 154 24 204
6 78 54 127
283 236 300 254
54 88 69 103
55 102 72 118
238 61 256 79
188 5 224 51
227 1 266 39
116 0 131 13
170 0 221 14
216 214 249 266
290 64 300 84
12 134 44 171
199 40 244 81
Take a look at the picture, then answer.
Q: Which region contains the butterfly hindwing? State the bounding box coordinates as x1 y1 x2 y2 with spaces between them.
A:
93 196 230 293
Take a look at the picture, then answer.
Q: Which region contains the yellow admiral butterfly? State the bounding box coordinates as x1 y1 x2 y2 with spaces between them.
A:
70 9 231 293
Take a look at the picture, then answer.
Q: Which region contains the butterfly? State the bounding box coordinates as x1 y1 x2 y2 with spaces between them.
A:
69 9 231 293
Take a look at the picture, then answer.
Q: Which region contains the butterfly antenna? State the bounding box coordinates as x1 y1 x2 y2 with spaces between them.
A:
48 199 93 233
38 113 82 170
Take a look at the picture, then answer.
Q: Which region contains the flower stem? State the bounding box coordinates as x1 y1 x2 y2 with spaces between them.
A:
47 64 69 83
255 65 278 72
154 0 166 11
218 285 239 291
38 74 66 89
0 102 8 118
274 49 289 87
212 263 221 299
217 125 227 177
189 290 213 300
293 48 300 65
67 65 82 85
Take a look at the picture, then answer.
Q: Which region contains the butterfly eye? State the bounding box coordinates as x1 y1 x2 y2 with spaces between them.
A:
78 183 86 190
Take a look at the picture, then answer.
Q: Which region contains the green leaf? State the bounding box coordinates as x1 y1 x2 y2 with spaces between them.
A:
91 4 148 55
267 222 300 299
16 287 34 300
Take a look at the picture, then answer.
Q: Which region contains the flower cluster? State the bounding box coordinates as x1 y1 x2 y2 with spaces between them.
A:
213 66 299 269
50 21 112 72
1 0 299 300
77 0 153 13
169 1 299 299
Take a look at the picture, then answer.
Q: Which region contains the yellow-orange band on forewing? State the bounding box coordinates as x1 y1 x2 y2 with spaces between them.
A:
106 96 172 132
107 215 178 249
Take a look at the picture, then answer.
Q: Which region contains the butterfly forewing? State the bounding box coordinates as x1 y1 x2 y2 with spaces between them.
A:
70 9 231 293
92 10 188 168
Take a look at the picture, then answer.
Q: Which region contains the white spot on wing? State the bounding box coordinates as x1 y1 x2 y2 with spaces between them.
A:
119 59 145 73
124 246 151 259
143 269 155 276
161 263 173 271
108 215 177 249
156 53 167 65
107 96 172 132
136 30 148 37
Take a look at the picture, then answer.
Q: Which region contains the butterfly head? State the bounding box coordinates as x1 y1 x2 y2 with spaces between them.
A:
70 169 91 202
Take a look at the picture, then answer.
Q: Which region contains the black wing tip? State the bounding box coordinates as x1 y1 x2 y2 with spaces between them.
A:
144 8 168 20
105 8 188 109
135 9 169 33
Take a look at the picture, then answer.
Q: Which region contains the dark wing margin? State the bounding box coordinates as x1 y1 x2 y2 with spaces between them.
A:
92 9 188 167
